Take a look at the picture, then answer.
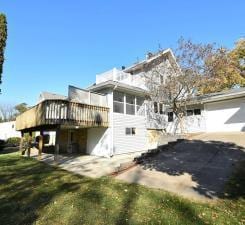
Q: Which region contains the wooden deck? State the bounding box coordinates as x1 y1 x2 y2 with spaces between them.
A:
16 99 109 131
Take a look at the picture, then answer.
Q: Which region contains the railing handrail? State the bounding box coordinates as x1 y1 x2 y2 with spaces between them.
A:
16 99 109 131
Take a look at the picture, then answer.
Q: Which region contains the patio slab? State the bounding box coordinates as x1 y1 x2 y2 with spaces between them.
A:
28 149 144 178
116 132 245 201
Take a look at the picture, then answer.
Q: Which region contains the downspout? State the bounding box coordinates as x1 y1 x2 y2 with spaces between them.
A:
110 84 118 157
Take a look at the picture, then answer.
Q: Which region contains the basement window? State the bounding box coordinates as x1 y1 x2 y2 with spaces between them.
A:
125 127 136 135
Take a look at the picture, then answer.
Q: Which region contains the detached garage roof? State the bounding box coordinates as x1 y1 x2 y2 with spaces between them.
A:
193 87 245 104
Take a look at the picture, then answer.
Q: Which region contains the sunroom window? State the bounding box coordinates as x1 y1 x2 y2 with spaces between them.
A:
126 94 135 115
113 91 124 113
136 97 144 115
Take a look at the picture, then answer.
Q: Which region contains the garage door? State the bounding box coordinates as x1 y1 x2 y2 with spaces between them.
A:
205 97 245 132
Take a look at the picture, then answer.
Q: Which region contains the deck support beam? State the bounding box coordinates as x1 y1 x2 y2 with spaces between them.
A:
54 127 60 161
38 130 44 160
19 131 24 155
27 131 32 157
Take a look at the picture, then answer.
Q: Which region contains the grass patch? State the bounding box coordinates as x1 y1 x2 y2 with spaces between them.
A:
0 152 244 225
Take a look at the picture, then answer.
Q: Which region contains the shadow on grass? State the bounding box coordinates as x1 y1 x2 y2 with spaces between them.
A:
222 160 245 199
1 151 242 225
0 146 19 154
0 154 87 225
140 139 245 199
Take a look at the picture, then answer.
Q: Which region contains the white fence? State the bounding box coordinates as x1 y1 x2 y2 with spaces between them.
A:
68 86 108 107
96 68 147 90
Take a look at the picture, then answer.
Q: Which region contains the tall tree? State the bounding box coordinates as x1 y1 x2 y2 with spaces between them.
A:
0 13 7 93
199 44 245 94
146 37 245 133
229 38 245 78
14 103 28 116
146 38 215 133
0 103 16 122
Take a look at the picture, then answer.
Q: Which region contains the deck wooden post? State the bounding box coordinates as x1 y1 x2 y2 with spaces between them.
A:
19 131 24 155
27 131 32 157
54 127 60 161
38 131 44 160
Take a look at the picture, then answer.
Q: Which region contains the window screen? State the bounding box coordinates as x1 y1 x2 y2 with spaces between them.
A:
126 94 135 115
126 104 135 115
126 94 135 104
113 91 124 102
113 91 124 113
125 128 136 135
113 102 124 113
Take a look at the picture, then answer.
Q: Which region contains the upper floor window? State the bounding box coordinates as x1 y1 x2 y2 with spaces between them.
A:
186 110 193 116
113 91 124 114
113 91 145 116
114 91 124 102
153 102 164 114
136 97 144 114
186 109 201 116
126 94 135 115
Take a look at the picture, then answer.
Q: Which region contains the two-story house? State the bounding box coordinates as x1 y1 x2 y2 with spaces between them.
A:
16 49 176 157
16 48 245 157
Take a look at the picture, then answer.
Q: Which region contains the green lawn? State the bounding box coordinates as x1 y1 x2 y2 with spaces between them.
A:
0 152 244 225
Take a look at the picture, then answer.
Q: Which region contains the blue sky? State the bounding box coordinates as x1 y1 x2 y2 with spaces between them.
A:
0 0 244 105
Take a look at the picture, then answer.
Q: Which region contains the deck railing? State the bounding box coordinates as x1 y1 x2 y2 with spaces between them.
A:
16 99 109 131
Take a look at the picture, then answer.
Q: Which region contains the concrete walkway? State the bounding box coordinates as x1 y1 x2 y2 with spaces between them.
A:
116 132 245 201
29 149 144 178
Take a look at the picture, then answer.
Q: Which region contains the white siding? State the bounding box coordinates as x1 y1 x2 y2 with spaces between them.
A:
113 113 147 155
86 91 113 157
68 86 108 107
205 97 245 132
166 109 206 134
87 127 112 157
184 114 206 133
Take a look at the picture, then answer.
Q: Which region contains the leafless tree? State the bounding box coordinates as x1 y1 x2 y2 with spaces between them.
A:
0 103 16 122
145 38 215 133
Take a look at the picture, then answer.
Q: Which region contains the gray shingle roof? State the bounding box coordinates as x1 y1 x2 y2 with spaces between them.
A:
191 87 245 103
87 80 148 96
39 92 67 102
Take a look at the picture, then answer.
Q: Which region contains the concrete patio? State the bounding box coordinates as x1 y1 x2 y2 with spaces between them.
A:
116 132 245 201
28 148 144 178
